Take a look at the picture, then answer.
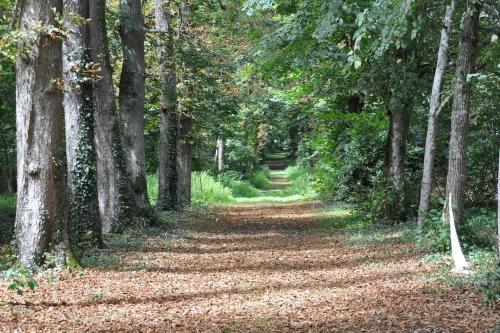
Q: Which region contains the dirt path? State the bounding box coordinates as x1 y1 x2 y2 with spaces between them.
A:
0 181 499 331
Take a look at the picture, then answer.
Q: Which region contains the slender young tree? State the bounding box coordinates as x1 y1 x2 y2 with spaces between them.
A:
90 0 131 232
63 0 101 248
216 136 224 172
156 0 180 211
119 0 151 215
15 0 67 267
444 3 480 225
178 1 193 207
417 0 456 232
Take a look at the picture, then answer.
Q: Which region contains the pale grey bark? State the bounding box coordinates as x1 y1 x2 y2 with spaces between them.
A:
417 0 456 232
63 0 101 247
15 0 67 267
444 5 480 225
216 137 225 172
90 0 129 232
156 0 180 211
119 0 151 215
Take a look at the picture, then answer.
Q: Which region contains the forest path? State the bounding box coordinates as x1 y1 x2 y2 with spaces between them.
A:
0 172 499 331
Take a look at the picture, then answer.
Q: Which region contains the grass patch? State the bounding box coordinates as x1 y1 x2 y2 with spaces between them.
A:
263 152 288 160
249 168 272 190
314 205 361 231
192 172 235 205
148 172 236 206
226 180 261 197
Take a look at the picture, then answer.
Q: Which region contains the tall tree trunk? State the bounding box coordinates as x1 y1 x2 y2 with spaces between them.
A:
15 0 67 267
387 105 411 220
288 123 299 160
444 5 480 225
119 0 151 215
179 116 193 207
216 136 224 172
417 0 456 232
90 0 131 232
156 0 180 211
177 1 193 208
497 148 500 263
63 0 101 248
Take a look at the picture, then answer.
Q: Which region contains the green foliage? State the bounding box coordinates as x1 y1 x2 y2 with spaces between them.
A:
5 268 38 295
229 181 261 197
80 248 120 268
476 264 500 306
0 195 15 245
192 172 235 205
147 174 159 206
249 169 272 190
460 210 497 250
225 138 260 174
416 209 450 252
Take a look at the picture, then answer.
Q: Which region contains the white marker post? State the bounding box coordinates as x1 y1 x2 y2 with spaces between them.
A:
449 195 470 273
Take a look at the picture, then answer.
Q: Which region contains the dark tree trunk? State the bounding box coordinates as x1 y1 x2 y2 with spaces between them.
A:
417 0 456 232
179 116 193 207
444 4 480 225
119 0 151 216
156 0 180 211
7 169 16 194
497 148 500 263
386 105 411 220
177 1 193 208
288 123 299 160
90 0 131 232
63 0 101 248
15 0 68 267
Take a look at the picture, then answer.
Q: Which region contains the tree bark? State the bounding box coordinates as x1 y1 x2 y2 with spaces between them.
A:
216 136 225 172
417 0 456 232
388 105 411 219
497 148 500 263
156 0 180 211
444 5 480 225
119 0 151 215
177 1 193 208
63 0 101 248
90 0 131 232
179 116 193 207
15 0 67 267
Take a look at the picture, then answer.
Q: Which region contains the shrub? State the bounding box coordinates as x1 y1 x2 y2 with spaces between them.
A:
227 180 260 197
218 171 262 198
284 165 315 197
476 264 500 306
148 173 235 206
460 209 497 249
225 138 259 174
4 268 38 295
249 169 272 190
191 172 235 205
416 208 450 252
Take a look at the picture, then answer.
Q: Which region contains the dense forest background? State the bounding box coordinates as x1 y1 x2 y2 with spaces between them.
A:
0 0 499 314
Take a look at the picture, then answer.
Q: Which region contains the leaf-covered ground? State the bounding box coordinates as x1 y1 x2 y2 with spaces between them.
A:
1 198 499 331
